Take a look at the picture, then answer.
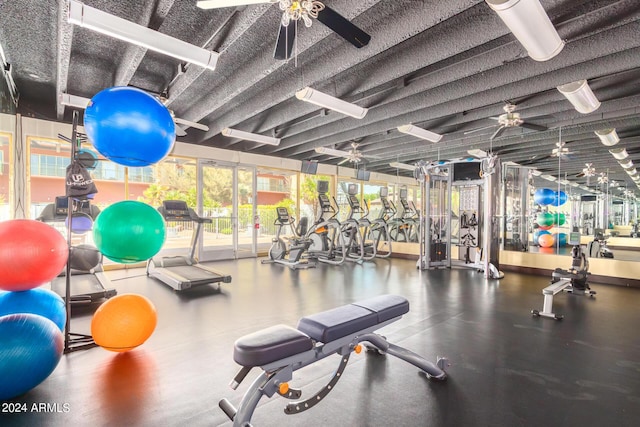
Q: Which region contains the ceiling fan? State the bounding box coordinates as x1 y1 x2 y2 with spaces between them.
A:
464 102 548 140
550 140 575 159
197 0 371 60
315 142 380 165
59 92 209 137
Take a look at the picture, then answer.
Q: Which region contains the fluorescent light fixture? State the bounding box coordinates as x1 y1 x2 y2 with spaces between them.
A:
397 124 443 143
627 168 638 176
486 0 564 61
557 80 600 114
595 128 619 146
60 93 90 109
531 169 543 176
221 127 281 146
68 0 218 70
540 174 557 181
389 162 417 171
569 182 580 187
315 146 349 157
559 179 570 185
619 159 633 169
295 87 368 119
197 0 275 9
467 148 488 158
609 147 628 160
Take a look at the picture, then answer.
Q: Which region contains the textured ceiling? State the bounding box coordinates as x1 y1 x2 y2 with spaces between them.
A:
1 0 640 194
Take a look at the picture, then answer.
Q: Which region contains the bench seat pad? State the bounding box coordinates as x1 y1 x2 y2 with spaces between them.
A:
233 325 313 367
297 295 409 343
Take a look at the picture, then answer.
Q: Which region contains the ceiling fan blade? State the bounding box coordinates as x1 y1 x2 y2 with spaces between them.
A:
490 126 507 140
197 0 274 10
173 117 209 132
175 125 187 137
520 122 548 132
337 158 351 165
463 124 497 135
488 116 501 121
274 21 296 60
316 6 371 48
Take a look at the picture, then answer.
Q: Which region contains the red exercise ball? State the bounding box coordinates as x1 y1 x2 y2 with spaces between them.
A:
0 220 68 291
538 224 553 231
91 294 157 352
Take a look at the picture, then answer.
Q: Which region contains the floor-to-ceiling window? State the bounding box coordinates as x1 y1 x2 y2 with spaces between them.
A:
0 133 10 221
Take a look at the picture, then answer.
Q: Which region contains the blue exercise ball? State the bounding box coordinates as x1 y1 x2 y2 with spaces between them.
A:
0 289 66 331
534 188 555 206
84 87 175 167
65 212 94 235
552 190 568 206
0 313 64 401
553 232 568 247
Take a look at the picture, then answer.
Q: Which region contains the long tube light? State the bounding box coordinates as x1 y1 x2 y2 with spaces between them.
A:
197 0 275 9
619 159 633 169
485 0 564 62
389 162 417 171
68 0 218 71
595 128 620 146
397 124 443 143
557 80 600 114
295 87 368 119
609 147 628 160
222 128 280 146
60 93 90 109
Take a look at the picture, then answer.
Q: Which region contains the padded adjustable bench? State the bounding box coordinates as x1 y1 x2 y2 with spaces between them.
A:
219 295 448 426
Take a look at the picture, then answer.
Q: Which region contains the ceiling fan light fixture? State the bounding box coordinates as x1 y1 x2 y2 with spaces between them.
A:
68 1 219 71
221 127 281 146
557 80 600 114
609 147 628 160
485 0 564 62
295 87 368 119
397 125 443 143
389 162 416 171
595 128 620 146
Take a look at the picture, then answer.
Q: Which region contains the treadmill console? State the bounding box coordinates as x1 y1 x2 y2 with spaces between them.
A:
348 195 360 210
162 200 192 221
54 196 92 218
276 207 291 223
318 194 331 210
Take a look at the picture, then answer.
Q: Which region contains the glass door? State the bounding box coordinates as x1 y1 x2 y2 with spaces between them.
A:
198 160 257 261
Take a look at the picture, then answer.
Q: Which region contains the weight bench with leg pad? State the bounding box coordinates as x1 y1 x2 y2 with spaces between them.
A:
219 294 448 426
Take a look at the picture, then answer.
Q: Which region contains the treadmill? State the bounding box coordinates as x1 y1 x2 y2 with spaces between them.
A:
146 200 232 291
37 197 117 304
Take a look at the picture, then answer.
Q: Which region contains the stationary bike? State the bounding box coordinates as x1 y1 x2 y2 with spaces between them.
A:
261 207 315 270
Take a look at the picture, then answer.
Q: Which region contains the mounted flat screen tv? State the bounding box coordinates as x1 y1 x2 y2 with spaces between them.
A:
452 161 481 181
357 169 370 181
301 160 318 175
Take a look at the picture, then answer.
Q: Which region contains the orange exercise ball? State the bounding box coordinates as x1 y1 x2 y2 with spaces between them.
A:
538 233 555 248
91 294 157 352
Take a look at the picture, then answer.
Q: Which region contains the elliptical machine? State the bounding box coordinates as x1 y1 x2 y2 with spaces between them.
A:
306 180 348 265
261 207 315 270
532 232 596 320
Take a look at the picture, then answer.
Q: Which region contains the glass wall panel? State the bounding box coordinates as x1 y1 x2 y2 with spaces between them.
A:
256 168 296 251
300 173 333 226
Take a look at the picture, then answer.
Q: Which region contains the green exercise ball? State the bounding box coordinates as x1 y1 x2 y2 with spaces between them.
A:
93 201 166 264
536 212 554 227
554 212 566 226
